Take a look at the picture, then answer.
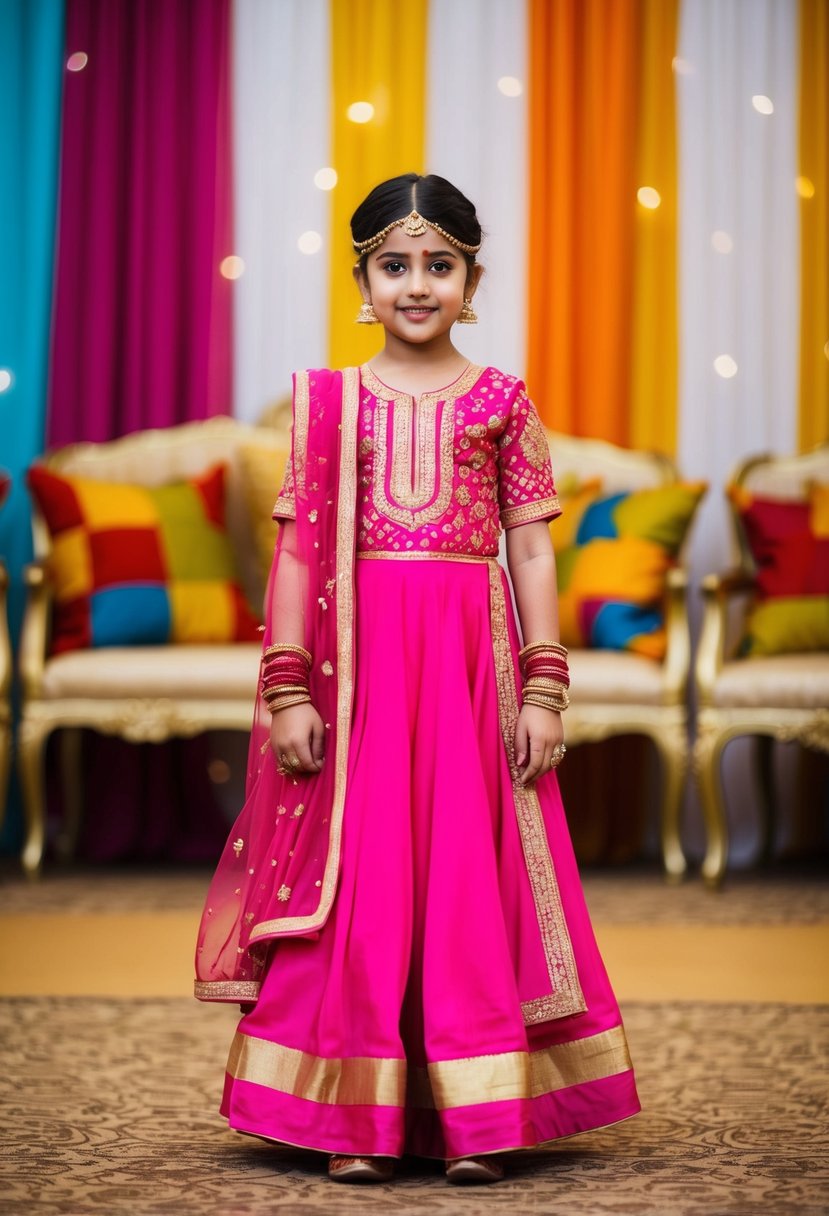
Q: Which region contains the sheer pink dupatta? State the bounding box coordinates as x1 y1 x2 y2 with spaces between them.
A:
195 369 360 1002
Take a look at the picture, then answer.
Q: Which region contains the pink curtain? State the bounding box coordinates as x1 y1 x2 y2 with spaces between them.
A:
48 0 233 444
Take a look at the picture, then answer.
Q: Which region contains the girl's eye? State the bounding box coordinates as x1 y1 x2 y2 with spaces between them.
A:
383 261 406 274
430 260 452 273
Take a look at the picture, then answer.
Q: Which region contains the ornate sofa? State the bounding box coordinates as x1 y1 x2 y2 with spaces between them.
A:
694 444 829 887
544 433 695 881
18 417 286 875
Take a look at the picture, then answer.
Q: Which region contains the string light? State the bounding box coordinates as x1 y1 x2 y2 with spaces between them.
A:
207 759 231 784
314 167 338 190
0 370 12 393
298 231 322 255
713 355 738 379
671 56 693 76
637 187 661 210
751 95 774 115
497 76 523 97
347 101 374 124
220 256 245 280
796 176 816 199
66 52 88 72
711 230 733 254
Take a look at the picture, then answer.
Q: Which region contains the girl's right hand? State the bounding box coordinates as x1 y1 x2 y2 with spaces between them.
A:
270 703 326 775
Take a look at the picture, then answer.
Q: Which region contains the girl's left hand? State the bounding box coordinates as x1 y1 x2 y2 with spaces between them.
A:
514 704 564 786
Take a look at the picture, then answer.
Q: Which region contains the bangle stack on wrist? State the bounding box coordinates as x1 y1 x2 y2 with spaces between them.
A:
261 643 313 714
519 640 570 713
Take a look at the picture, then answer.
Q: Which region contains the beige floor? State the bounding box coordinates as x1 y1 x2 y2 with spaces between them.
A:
1 910 827 1002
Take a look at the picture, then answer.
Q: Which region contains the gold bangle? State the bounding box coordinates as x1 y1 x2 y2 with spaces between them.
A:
262 684 309 698
267 694 313 715
519 639 568 661
522 690 570 712
524 678 570 694
263 643 312 664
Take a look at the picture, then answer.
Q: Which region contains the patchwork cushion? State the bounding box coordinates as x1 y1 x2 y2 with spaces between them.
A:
730 482 829 656
28 464 261 655
550 482 706 659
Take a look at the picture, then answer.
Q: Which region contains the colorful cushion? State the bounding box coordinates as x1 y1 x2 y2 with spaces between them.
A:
28 464 261 655
730 483 829 656
550 482 707 659
237 442 290 587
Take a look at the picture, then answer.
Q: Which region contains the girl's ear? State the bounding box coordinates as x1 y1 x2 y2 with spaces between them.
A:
352 262 371 304
466 262 485 299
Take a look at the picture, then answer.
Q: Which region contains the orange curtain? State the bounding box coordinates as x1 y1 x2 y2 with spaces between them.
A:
527 0 678 451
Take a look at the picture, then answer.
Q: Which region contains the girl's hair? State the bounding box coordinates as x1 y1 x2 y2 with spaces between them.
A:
351 173 482 274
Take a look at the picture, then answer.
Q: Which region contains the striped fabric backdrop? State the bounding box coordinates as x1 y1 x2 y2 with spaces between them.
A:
0 0 826 618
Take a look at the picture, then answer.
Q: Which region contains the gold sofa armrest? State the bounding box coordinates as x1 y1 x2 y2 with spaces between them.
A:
662 566 691 704
19 561 53 701
695 569 756 704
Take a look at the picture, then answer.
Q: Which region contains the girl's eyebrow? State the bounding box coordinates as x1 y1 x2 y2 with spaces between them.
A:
375 249 458 260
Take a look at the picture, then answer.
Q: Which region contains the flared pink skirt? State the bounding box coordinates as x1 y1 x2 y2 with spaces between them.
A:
221 557 639 1159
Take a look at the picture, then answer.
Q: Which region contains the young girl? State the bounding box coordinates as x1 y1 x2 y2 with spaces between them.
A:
195 174 640 1184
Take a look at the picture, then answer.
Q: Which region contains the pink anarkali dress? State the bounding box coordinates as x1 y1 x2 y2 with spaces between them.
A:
195 364 640 1161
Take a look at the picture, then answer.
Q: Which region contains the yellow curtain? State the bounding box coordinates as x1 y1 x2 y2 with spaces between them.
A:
527 0 678 452
327 0 427 370
799 0 829 449
629 0 679 456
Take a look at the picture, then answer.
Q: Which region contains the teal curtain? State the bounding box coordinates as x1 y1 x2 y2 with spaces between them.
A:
0 0 64 846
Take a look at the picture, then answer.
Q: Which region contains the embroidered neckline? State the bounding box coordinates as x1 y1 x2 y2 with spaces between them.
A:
360 362 486 406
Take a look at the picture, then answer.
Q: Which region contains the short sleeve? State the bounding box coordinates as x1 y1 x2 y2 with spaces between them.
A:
272 431 296 520
497 383 561 528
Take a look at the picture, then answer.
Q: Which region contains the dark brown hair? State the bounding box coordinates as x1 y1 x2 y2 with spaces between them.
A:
351 173 483 274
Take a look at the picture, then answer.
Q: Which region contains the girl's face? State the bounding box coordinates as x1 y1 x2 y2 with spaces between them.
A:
354 229 482 345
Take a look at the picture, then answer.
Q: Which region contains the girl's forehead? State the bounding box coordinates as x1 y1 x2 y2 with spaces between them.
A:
372 230 458 259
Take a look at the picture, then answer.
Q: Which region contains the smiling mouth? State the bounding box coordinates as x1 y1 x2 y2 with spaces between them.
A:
399 306 437 315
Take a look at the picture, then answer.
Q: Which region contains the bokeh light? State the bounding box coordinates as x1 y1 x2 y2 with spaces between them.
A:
220 255 245 280
796 176 816 199
66 52 88 72
637 187 661 210
0 369 12 393
298 231 322 255
713 355 738 379
711 230 733 253
314 167 338 190
497 76 523 97
751 95 774 115
347 101 374 124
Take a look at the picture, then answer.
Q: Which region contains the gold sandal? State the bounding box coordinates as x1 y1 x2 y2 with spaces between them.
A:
445 1155 505 1184
328 1155 395 1183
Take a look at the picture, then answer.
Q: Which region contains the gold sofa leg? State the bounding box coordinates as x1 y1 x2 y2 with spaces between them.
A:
652 726 688 884
693 721 730 889
17 715 52 878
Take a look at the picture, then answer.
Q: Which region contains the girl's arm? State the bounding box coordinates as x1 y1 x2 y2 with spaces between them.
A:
505 520 565 785
267 521 325 774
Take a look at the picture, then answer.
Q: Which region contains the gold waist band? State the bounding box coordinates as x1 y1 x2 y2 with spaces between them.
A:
356 551 497 565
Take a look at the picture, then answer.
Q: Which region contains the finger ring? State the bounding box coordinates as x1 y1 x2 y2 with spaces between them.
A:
550 743 567 769
286 754 301 770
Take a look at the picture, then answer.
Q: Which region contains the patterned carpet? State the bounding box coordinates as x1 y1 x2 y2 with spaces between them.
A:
2 997 827 1216
3 861 828 922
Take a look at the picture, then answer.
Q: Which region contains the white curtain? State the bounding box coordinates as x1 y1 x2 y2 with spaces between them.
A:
232 0 330 423
676 0 800 862
426 0 529 378
676 0 799 583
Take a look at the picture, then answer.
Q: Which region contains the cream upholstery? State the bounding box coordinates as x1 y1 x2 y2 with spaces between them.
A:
0 562 11 831
546 432 695 882
694 444 829 887
18 418 286 875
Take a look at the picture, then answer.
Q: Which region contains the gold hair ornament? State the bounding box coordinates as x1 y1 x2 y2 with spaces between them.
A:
353 210 481 256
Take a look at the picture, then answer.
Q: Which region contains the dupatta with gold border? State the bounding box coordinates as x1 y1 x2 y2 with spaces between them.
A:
194 368 360 1002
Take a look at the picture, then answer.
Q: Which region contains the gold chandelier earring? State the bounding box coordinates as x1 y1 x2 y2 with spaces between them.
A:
356 301 379 324
457 298 478 325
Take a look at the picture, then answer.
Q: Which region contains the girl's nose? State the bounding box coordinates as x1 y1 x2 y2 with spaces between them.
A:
407 271 429 297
